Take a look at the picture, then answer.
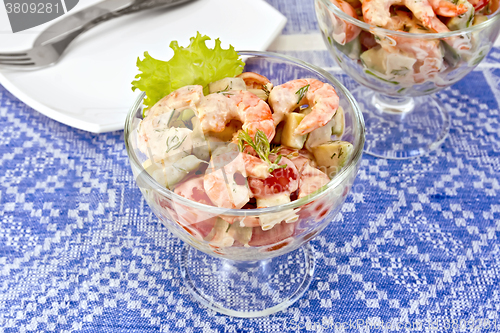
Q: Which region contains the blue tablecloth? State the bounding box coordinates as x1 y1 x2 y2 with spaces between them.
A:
1 0 500 331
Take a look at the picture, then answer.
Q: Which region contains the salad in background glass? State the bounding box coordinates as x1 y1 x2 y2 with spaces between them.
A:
315 0 500 159
125 33 365 317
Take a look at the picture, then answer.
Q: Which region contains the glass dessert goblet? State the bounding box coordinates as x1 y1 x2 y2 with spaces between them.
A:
124 51 365 317
315 0 500 159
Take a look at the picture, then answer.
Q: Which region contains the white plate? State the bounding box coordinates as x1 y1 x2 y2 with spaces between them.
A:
0 0 286 133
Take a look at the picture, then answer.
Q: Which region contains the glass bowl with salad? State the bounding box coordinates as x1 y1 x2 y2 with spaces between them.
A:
124 33 364 317
315 0 500 159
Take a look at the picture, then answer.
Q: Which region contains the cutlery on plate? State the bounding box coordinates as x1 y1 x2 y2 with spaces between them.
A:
0 0 195 70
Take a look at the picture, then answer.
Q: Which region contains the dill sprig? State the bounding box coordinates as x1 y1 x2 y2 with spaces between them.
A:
261 84 271 97
216 85 231 94
295 84 310 104
391 67 409 76
166 135 187 153
270 145 281 154
237 129 287 173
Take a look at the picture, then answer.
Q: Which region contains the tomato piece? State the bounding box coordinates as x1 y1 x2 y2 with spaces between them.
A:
248 157 298 199
470 0 490 11
359 31 378 50
331 0 362 44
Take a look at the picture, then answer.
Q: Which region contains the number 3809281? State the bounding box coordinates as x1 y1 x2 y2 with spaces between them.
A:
5 2 60 14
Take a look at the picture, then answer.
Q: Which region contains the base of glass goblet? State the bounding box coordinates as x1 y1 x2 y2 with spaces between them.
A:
352 87 450 159
180 242 315 317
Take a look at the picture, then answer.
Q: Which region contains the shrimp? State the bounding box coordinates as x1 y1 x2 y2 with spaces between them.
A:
428 0 471 16
274 147 317 172
268 79 340 136
208 145 270 179
203 156 248 209
379 10 444 81
197 90 275 142
298 164 331 199
388 11 444 57
391 37 444 82
138 85 203 161
203 148 269 209
237 72 274 101
237 72 274 90
362 0 452 33
144 85 203 120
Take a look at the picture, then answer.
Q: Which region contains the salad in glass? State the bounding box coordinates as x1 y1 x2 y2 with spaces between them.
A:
315 0 499 159
316 0 500 92
130 33 356 251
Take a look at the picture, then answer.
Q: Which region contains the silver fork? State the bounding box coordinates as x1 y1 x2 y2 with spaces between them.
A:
0 0 195 70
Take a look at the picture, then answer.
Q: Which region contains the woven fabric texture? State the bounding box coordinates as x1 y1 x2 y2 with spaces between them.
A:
1 0 500 331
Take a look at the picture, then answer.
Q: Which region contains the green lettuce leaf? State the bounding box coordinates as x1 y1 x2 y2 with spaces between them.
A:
131 32 245 109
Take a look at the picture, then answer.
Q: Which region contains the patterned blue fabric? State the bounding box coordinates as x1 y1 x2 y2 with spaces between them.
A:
1 1 500 331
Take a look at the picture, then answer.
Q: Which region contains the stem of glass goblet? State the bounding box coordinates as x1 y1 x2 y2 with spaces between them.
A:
180 242 315 317
372 93 415 114
351 86 451 159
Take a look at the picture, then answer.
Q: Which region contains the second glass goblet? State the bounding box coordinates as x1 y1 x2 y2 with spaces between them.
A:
315 0 500 159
